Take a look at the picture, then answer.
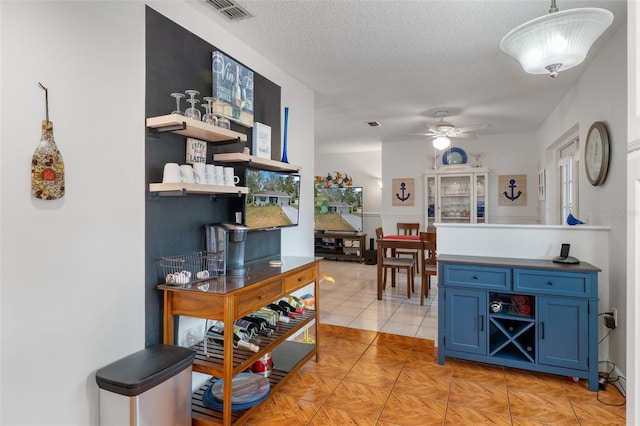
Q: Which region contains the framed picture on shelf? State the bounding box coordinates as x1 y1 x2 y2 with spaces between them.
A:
212 51 254 128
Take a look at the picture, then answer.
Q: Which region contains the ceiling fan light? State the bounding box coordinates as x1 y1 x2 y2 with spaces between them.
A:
500 7 613 77
433 136 451 150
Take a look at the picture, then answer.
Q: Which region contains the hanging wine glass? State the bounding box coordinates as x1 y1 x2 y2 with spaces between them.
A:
202 96 218 126
184 89 201 120
170 92 185 115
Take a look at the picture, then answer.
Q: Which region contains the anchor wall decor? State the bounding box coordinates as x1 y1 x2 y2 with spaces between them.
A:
498 174 527 206
392 178 415 206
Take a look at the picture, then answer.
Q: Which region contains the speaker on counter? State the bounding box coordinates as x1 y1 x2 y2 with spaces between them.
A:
364 249 377 265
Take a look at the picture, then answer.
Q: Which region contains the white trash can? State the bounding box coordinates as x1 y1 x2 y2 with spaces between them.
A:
95 344 195 426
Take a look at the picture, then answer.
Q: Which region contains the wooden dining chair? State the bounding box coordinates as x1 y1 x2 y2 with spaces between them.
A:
396 223 421 273
420 231 437 306
376 227 415 298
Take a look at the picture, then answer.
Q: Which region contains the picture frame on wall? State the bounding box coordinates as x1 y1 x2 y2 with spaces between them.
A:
212 51 254 128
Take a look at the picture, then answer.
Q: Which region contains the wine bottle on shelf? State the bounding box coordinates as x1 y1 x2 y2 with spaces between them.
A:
285 295 305 310
234 318 258 338
267 303 294 321
279 299 305 315
205 322 260 353
251 309 279 328
242 316 274 337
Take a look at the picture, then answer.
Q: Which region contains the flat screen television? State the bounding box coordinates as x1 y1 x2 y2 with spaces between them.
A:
244 168 301 230
314 186 363 232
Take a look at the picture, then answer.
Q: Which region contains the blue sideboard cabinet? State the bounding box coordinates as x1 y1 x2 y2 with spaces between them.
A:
437 254 601 391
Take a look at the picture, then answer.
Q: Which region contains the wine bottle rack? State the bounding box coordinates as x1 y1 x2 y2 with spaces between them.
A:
488 292 536 362
189 310 316 377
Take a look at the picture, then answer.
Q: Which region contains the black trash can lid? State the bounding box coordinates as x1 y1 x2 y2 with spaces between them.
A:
96 344 195 397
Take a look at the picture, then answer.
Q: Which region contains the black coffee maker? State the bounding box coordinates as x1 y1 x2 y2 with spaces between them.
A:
205 223 249 276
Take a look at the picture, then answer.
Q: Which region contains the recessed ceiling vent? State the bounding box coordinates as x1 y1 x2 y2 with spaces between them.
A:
207 0 253 21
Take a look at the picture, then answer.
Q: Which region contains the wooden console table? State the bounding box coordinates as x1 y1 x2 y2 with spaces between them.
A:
158 256 321 425
314 232 366 262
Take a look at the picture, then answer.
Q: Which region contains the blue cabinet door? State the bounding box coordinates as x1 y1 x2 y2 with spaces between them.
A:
444 288 487 355
538 296 588 370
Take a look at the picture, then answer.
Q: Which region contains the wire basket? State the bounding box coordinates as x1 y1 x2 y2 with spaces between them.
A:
160 251 222 285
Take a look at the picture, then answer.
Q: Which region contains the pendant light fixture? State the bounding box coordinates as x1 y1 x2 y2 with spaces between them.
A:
433 136 451 150
500 0 613 78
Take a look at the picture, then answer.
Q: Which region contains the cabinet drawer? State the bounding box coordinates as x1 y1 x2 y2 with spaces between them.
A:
514 269 592 297
442 264 510 290
284 267 316 292
236 279 283 315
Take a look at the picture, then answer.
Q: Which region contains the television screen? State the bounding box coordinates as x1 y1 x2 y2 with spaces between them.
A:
245 169 300 230
314 187 363 232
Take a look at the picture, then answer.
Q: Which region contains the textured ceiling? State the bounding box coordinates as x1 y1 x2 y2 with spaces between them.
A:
186 0 627 154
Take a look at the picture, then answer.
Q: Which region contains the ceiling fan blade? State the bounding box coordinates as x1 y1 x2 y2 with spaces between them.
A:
454 123 490 133
451 133 472 139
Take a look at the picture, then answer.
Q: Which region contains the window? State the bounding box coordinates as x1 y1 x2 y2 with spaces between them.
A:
558 138 579 222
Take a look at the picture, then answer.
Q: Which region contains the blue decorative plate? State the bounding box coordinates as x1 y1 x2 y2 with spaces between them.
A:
202 373 271 411
442 147 467 165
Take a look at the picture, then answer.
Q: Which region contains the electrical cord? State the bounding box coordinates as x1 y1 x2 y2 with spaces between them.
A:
597 361 626 406
598 328 613 344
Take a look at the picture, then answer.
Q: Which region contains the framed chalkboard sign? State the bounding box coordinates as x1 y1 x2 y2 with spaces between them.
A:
212 51 254 128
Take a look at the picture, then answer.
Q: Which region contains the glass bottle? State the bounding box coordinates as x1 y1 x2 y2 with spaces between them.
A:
32 120 65 200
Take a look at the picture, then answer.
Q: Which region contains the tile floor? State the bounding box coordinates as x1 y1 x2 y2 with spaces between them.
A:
242 260 627 425
318 259 437 339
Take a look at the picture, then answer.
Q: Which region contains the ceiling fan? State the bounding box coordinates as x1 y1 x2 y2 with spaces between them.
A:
422 111 490 150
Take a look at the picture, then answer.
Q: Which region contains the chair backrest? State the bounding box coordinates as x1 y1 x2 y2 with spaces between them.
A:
375 227 384 240
376 227 393 259
420 231 437 267
397 223 420 236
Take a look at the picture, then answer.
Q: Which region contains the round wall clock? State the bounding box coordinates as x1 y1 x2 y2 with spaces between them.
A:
584 121 610 186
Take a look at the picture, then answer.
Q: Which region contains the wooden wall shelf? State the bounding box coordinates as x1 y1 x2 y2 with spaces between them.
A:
213 153 301 172
147 114 248 143
149 182 248 196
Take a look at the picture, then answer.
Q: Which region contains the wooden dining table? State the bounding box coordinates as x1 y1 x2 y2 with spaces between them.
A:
376 235 423 300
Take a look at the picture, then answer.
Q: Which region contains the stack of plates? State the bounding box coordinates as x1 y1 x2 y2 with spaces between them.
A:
202 373 271 411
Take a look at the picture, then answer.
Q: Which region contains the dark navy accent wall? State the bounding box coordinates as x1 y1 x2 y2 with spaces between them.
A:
145 7 282 346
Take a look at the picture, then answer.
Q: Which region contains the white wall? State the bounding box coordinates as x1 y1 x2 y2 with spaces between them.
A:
380 131 539 233
315 149 382 241
1 2 145 424
536 24 628 379
0 1 314 424
626 1 640 423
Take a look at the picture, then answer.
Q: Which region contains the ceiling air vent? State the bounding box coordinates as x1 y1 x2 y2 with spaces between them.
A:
207 0 254 21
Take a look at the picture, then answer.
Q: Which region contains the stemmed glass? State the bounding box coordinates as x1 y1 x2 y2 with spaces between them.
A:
470 152 486 167
170 92 185 115
202 97 218 126
184 90 201 120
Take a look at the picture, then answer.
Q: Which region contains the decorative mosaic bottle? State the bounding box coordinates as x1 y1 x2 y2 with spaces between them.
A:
31 120 65 200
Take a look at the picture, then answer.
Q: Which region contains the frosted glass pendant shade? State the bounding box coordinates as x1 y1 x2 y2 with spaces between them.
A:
500 8 613 77
433 136 451 150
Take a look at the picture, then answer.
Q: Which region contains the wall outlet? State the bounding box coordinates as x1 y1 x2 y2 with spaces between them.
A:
612 307 618 328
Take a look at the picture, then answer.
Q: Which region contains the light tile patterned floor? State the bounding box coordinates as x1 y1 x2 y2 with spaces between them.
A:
318 259 438 340
242 260 627 425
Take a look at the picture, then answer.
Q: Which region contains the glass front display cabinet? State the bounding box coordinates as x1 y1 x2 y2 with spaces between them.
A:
424 167 488 226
